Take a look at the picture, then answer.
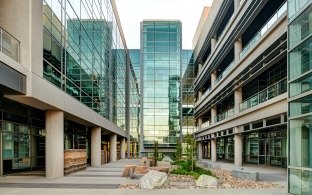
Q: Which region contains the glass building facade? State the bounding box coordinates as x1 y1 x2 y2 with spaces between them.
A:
140 21 182 151
129 49 141 157
288 1 312 194
42 0 128 129
181 50 196 155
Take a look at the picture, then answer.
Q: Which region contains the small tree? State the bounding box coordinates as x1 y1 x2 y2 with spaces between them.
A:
175 139 182 163
185 134 196 171
153 141 158 166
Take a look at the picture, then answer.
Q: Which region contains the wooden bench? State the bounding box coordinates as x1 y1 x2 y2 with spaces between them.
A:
122 165 137 178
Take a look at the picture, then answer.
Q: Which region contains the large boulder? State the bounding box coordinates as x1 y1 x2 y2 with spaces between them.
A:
196 174 219 188
139 170 168 189
162 155 174 163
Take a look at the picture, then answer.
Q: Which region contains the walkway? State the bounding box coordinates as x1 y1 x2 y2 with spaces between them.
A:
199 159 287 187
0 159 141 189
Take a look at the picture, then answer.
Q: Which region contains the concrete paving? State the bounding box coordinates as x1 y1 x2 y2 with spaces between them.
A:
199 159 287 187
0 159 287 195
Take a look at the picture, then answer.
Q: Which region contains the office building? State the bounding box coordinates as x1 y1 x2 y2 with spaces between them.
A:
140 20 182 154
287 0 312 194
0 0 139 178
193 0 288 168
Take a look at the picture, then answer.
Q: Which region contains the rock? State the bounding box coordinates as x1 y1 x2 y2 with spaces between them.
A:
162 155 174 163
139 170 168 189
149 166 170 173
196 174 219 188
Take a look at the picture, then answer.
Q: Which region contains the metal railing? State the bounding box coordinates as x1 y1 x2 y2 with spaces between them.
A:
0 27 20 62
214 60 235 85
215 106 236 123
239 78 287 112
240 2 287 58
201 120 211 129
201 86 212 100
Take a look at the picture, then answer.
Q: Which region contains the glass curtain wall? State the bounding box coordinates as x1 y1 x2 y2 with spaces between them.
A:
288 2 312 194
42 0 127 129
181 50 195 155
141 21 182 149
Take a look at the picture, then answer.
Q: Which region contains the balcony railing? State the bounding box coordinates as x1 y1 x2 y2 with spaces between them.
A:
239 2 287 58
201 86 212 100
239 78 287 112
0 27 20 62
214 60 235 85
201 120 211 129
215 106 236 123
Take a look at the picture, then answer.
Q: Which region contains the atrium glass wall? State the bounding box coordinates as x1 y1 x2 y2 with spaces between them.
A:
181 50 195 155
129 49 140 157
42 0 128 129
288 2 312 194
141 21 182 149
0 95 45 176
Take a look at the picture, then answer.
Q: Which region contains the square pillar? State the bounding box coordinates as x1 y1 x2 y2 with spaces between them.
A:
198 142 203 160
211 106 217 124
211 70 217 88
234 88 242 112
211 137 217 163
91 127 101 166
211 37 217 51
198 117 203 131
234 38 242 64
234 0 240 12
121 138 126 159
110 133 117 162
198 90 203 100
198 63 203 73
45 111 64 179
234 127 243 166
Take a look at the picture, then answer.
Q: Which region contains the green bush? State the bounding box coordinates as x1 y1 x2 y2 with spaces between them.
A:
170 160 214 179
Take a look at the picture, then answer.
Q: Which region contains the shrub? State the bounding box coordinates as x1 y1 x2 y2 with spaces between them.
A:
170 160 214 179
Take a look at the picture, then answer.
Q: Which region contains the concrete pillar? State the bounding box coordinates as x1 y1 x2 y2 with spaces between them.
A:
198 90 203 100
211 37 217 50
134 142 137 157
234 0 240 12
263 119 267 127
281 114 285 123
211 138 217 163
234 38 242 64
45 111 64 179
211 70 217 88
234 127 243 166
198 117 203 130
198 63 203 73
110 133 117 162
211 106 217 124
198 142 203 160
91 127 101 166
234 88 242 112
120 138 126 159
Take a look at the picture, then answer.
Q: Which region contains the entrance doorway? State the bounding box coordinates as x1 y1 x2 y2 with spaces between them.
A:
259 139 270 165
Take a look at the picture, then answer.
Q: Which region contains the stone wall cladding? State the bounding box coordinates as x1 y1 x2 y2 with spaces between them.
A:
64 149 87 175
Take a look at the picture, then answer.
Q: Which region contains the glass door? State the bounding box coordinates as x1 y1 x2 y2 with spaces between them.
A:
259 139 270 165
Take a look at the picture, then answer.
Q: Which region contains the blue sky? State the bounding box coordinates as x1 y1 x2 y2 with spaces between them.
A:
115 0 213 49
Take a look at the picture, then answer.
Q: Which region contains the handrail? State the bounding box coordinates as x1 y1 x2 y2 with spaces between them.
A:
215 106 236 123
239 78 287 112
240 2 287 58
0 26 20 62
214 60 235 85
201 120 211 129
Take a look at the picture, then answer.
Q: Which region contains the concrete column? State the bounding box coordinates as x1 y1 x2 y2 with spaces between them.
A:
281 114 285 123
120 138 126 159
234 88 242 112
263 119 267 127
211 106 217 124
211 70 217 88
234 38 242 64
110 133 117 162
198 117 203 130
198 63 203 73
45 111 64 179
211 138 217 163
134 142 137 157
91 127 101 166
234 129 243 166
198 142 203 160
211 37 217 50
198 90 203 100
234 0 240 12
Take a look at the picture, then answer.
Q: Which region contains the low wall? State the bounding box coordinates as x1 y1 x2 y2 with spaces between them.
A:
64 149 87 175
